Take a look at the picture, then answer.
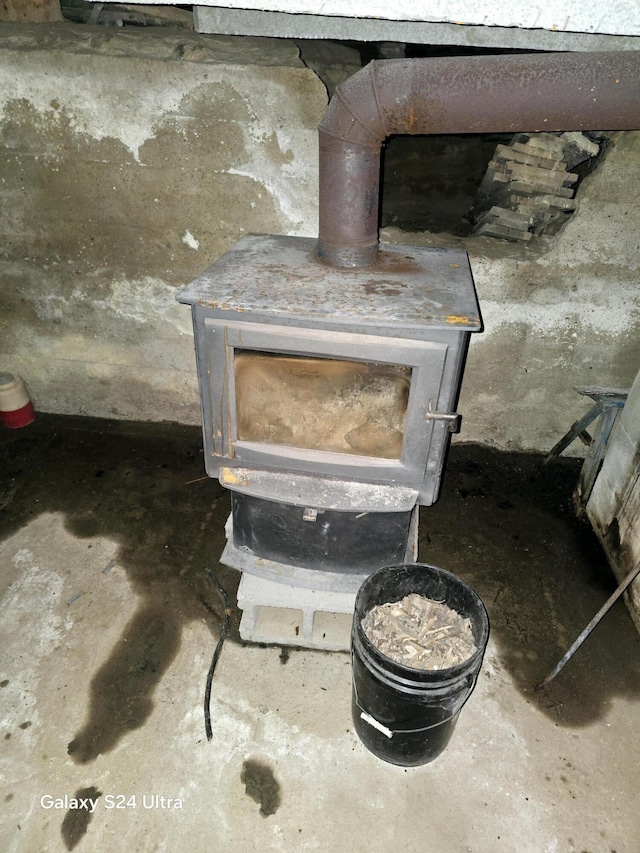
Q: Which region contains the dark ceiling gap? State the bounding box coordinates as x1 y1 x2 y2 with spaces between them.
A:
379 130 612 241
380 132 512 237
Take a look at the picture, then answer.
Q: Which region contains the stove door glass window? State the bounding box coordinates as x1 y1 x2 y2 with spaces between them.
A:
234 350 411 459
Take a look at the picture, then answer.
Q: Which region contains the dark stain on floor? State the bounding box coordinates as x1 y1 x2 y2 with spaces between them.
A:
60 786 101 851
241 759 281 817
0 415 238 764
279 647 290 665
67 605 182 762
1 413 639 767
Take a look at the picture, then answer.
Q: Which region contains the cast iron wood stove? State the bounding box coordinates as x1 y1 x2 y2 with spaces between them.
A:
176 233 481 593
177 51 637 644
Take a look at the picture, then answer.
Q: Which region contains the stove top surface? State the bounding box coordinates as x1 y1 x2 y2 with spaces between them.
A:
176 234 481 333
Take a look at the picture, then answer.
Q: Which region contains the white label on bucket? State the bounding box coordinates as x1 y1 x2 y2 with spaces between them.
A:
360 712 393 739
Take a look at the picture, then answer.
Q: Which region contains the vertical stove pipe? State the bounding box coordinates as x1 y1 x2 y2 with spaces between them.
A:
317 52 640 269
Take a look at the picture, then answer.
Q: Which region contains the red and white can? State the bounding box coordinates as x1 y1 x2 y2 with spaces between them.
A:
0 373 36 428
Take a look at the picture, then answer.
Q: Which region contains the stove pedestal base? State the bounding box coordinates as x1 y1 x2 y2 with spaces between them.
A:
221 513 371 592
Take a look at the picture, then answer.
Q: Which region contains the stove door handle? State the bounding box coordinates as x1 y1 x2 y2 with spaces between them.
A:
424 410 460 432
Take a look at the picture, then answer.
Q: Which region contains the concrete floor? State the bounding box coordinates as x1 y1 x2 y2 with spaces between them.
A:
1 415 639 853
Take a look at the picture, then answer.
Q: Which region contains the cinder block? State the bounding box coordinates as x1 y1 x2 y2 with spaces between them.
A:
237 572 356 651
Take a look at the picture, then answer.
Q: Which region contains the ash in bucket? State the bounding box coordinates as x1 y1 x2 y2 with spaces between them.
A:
361 593 477 670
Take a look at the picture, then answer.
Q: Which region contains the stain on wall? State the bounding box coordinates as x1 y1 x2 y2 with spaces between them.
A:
0 24 326 423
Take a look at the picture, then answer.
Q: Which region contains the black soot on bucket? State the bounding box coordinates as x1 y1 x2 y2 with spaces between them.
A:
351 563 489 766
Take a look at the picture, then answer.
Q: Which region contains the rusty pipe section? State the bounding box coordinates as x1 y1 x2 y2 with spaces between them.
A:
317 51 640 268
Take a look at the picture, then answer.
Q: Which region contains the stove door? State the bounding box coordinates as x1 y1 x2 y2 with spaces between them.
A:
201 320 459 503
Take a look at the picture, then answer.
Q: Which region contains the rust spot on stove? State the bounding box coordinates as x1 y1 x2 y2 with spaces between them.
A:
445 314 474 325
372 251 421 275
197 299 242 312
395 103 418 134
220 467 251 487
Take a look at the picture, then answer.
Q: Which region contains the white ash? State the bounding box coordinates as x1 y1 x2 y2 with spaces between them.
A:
362 593 477 670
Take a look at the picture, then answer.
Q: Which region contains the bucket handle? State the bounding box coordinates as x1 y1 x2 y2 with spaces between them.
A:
352 676 470 738
355 695 463 737
359 711 393 739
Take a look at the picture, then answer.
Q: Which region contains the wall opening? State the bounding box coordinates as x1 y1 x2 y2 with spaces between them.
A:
299 38 613 245
381 133 512 236
381 129 611 242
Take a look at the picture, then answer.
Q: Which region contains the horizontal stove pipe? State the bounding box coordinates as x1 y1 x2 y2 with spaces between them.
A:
317 52 640 268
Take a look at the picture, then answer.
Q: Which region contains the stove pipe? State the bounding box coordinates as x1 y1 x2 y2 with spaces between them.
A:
317 51 640 268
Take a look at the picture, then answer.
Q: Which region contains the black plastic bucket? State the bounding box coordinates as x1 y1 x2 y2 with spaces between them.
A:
351 563 489 766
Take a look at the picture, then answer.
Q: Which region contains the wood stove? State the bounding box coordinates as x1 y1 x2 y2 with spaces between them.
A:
176 233 481 593
175 51 637 646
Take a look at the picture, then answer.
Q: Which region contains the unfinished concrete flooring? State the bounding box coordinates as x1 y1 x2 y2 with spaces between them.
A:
1 415 639 852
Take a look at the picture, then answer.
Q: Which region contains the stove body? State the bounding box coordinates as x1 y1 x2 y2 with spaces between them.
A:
177 233 481 596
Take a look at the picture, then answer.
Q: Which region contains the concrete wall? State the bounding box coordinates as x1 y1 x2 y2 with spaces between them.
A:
1 23 639 455
384 130 640 452
0 23 325 423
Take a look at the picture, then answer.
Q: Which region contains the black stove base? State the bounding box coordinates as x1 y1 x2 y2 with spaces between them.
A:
218 467 419 590
231 491 413 574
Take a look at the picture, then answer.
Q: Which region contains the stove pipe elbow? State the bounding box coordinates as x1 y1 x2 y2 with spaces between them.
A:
316 52 640 268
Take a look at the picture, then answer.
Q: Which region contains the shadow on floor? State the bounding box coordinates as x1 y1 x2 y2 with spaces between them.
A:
1 415 639 764
420 446 640 726
0 415 236 764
